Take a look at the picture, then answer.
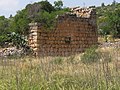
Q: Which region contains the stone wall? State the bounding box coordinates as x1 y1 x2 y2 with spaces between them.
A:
28 7 98 56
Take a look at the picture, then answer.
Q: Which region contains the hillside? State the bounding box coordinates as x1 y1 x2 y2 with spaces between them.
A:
96 2 120 17
96 2 120 37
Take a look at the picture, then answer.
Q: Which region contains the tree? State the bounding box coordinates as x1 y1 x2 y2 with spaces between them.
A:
8 9 30 35
101 3 105 7
0 16 9 33
26 0 55 21
0 16 10 46
0 0 69 47
40 0 55 12
112 0 116 5
98 8 120 40
54 0 63 10
107 9 120 37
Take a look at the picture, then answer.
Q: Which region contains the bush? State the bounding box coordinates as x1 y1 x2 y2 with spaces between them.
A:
34 9 70 30
0 35 10 47
81 46 100 64
8 32 27 48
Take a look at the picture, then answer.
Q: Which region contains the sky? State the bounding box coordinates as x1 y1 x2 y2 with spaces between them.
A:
0 0 120 18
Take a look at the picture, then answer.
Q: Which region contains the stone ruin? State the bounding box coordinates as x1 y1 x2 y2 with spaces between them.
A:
28 7 98 56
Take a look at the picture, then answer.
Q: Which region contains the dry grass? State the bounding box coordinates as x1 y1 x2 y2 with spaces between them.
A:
0 46 120 90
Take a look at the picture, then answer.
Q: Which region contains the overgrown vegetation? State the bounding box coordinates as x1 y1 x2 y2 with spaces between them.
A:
0 0 69 47
8 32 27 48
0 47 120 90
0 16 10 46
0 0 120 47
97 1 120 40
0 0 120 89
81 46 100 64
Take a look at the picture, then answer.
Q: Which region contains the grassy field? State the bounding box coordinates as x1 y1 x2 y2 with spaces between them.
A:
0 46 120 90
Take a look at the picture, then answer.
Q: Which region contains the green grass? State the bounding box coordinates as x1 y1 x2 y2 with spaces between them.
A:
0 47 120 90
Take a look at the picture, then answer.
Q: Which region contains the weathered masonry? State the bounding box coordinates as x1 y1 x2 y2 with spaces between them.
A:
29 7 98 56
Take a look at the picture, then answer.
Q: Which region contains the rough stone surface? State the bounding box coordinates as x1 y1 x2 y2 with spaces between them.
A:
0 47 23 58
28 7 98 56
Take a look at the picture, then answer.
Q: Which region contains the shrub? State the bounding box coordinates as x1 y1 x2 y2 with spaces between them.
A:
8 32 27 49
81 46 100 64
0 35 10 47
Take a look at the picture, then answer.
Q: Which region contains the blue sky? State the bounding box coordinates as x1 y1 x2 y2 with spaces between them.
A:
0 0 120 18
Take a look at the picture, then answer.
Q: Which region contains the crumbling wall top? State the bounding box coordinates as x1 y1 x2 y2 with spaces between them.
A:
56 7 96 20
70 7 96 18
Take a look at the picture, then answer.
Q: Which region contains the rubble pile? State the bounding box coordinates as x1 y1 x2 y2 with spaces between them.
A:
71 7 95 18
0 47 25 58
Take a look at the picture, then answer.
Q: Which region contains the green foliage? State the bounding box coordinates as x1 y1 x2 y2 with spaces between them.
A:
0 0 120 47
26 0 55 21
35 9 69 30
8 0 68 34
106 9 120 37
9 9 30 35
29 0 69 30
9 0 55 35
39 0 55 13
101 3 105 7
112 0 117 5
81 46 100 64
54 0 63 10
34 11 55 30
8 32 27 48
97 2 120 37
0 0 69 47
0 35 9 47
0 16 10 46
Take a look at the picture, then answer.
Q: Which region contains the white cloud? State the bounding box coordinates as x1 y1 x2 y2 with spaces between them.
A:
0 0 20 17
0 0 19 11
